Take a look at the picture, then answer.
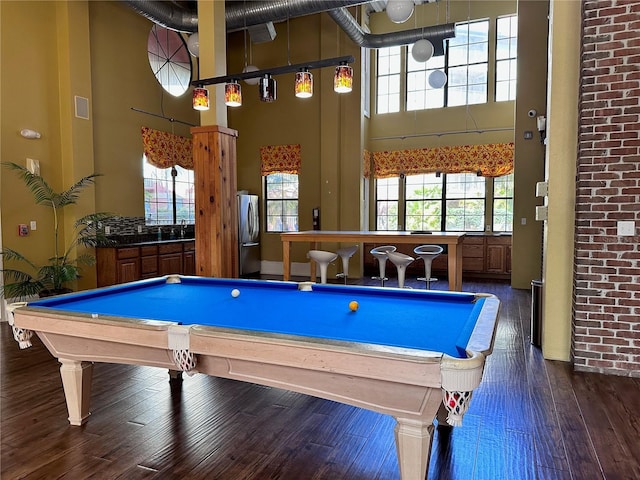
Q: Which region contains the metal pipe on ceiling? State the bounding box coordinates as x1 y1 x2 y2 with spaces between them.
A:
122 0 367 33
327 7 455 55
123 0 454 52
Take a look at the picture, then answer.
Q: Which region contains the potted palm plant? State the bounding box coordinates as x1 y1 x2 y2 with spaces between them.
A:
0 162 115 300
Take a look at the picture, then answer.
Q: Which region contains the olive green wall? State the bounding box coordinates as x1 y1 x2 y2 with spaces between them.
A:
368 0 517 152
1 1 88 289
0 1 197 292
226 12 364 274
511 0 548 289
542 0 580 362
89 2 198 216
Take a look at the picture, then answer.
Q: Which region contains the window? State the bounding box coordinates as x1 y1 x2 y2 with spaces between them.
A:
405 174 442 229
376 177 399 230
265 173 299 232
496 15 518 101
144 159 194 225
407 54 445 111
447 20 489 107
376 46 402 114
492 173 514 232
379 19 496 112
445 173 485 231
376 173 487 232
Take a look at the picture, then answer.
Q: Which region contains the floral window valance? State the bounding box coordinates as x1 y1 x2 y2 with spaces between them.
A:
260 144 301 175
369 142 514 179
141 126 193 170
363 149 372 179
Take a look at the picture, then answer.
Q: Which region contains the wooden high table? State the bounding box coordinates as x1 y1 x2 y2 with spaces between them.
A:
280 230 466 291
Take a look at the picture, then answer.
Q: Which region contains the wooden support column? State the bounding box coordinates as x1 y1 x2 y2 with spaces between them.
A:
192 125 239 278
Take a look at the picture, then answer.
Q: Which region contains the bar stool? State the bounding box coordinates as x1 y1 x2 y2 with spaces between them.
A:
307 250 338 284
413 245 444 289
370 245 396 287
386 251 415 289
335 245 358 284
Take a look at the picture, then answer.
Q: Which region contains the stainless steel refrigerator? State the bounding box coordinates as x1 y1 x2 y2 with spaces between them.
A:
237 193 261 276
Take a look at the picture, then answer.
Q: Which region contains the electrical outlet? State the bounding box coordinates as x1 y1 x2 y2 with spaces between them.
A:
30 220 37 230
138 225 143 233
105 226 111 235
617 221 635 236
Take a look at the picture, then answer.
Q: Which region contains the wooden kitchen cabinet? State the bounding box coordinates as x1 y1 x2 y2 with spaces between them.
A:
461 236 485 273
158 243 183 276
97 246 139 286
486 236 512 274
140 245 159 279
116 252 140 284
183 241 195 275
97 240 196 287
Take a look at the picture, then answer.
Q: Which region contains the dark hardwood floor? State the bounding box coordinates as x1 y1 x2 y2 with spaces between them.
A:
2 276 640 480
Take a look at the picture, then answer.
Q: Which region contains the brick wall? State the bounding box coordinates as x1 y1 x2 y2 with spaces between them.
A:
574 0 640 376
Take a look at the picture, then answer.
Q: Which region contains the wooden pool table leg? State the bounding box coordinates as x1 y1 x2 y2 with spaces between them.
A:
59 359 94 426
394 418 434 480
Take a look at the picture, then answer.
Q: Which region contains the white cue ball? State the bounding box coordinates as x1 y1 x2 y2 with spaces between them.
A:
231 288 240 298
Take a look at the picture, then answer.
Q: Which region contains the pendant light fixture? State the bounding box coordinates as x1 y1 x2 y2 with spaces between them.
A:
192 55 355 103
334 62 353 93
192 87 209 110
386 0 414 24
295 68 313 98
259 74 276 102
224 80 242 107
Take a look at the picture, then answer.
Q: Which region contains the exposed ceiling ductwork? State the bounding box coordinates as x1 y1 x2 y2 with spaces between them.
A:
327 7 454 55
123 0 454 52
123 0 366 33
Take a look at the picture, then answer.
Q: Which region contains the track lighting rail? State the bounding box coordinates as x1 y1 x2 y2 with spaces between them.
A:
192 55 355 87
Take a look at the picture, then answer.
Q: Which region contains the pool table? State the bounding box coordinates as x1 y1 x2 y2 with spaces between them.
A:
8 275 500 480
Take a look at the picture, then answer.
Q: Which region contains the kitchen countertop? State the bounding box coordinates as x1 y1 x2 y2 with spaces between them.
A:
100 235 195 247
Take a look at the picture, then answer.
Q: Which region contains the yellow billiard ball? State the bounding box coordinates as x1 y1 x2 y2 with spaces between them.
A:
349 301 359 312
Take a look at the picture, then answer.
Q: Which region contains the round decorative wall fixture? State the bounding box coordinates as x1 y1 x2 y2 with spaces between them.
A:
147 25 192 97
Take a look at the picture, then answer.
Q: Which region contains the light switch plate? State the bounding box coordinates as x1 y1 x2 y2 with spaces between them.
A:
26 158 40 175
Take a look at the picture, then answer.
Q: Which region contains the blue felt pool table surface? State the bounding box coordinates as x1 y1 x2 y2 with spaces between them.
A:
27 276 487 358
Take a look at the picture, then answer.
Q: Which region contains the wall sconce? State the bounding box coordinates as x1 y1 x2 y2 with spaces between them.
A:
20 129 41 139
259 74 276 102
295 69 313 98
537 115 546 143
192 87 210 110
334 62 353 93
225 80 242 107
